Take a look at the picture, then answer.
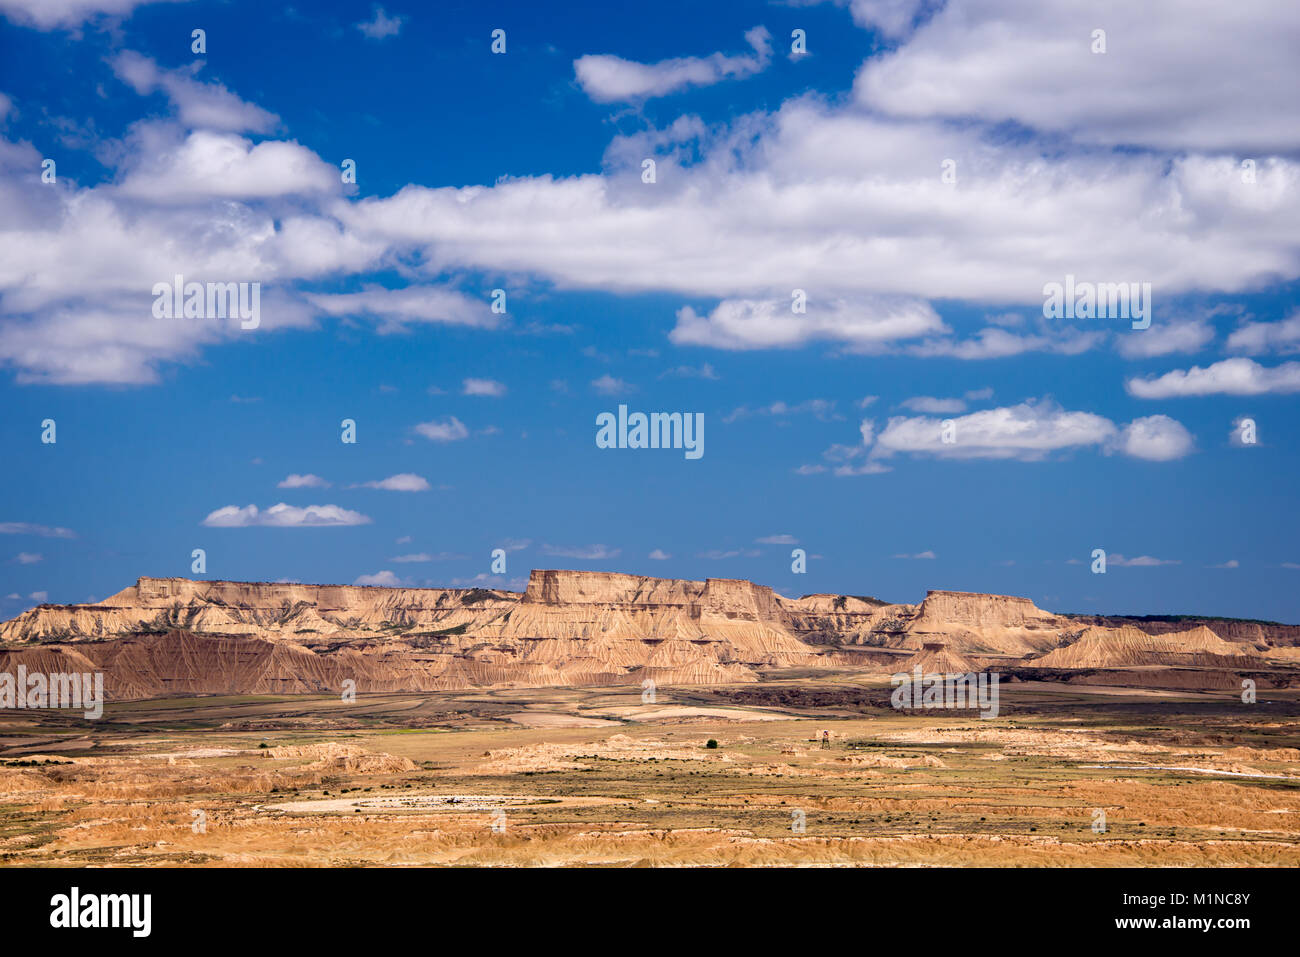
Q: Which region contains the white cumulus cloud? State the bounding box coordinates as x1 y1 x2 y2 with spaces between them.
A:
413 417 469 442
111 51 278 134
354 570 402 586
278 474 330 489
353 473 431 492
0 522 75 538
866 400 1195 463
1110 554 1181 567
899 396 965 414
1127 358 1300 398
575 26 772 103
671 296 945 351
1226 311 1300 355
872 400 1118 461
462 377 506 397
0 0 181 30
541 543 621 560
1113 415 1195 461
307 286 497 333
854 0 1300 153
201 503 371 527
1116 320 1215 359
115 129 339 202
356 6 404 40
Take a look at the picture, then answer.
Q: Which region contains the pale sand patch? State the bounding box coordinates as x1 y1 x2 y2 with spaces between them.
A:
503 712 619 728
875 725 1173 761
588 705 790 722
828 753 947 769
475 733 731 774
1081 764 1297 780
1009 681 1222 699
263 793 627 814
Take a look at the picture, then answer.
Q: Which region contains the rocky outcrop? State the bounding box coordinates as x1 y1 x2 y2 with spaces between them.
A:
483 571 821 685
0 576 515 643
902 590 1067 655
1032 625 1266 670
779 593 908 646
1 570 1296 699
0 572 830 698
782 589 1069 656
897 642 978 675
1065 614 1300 648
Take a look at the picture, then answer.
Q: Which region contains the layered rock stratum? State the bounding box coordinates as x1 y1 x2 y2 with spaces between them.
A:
1 570 1296 699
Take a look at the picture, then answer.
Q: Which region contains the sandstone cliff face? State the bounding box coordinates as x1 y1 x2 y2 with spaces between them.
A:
1066 615 1300 648
1 570 1293 700
779 593 909 646
0 571 828 698
903 590 1067 655
0 577 515 642
780 589 1069 655
1032 624 1265 670
483 571 820 683
0 631 546 699
897 642 978 675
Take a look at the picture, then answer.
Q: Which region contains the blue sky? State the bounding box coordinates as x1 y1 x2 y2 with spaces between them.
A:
1 0 1299 621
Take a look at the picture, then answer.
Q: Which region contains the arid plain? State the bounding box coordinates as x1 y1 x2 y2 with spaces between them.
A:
2 570 1299 866
2 681 1299 866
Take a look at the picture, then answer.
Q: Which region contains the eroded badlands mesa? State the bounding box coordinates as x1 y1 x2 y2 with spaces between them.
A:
2 570 1298 699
